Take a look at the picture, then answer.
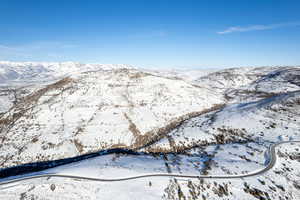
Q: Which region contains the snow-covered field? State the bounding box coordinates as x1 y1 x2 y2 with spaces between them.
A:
0 142 299 200
0 62 299 199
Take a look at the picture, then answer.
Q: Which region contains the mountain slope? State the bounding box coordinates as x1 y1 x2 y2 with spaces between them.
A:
0 68 223 168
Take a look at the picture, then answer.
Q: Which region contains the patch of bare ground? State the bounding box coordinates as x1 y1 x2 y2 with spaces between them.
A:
74 139 85 153
109 143 128 149
243 182 272 200
129 71 151 79
215 127 251 143
112 68 152 80
123 113 141 137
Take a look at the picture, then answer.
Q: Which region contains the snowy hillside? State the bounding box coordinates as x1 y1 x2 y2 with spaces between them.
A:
0 62 299 200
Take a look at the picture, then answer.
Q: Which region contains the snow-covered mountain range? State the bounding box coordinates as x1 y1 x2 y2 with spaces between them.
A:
0 61 133 84
0 62 299 200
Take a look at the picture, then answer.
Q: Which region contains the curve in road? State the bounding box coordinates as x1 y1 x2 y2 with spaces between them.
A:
0 140 299 187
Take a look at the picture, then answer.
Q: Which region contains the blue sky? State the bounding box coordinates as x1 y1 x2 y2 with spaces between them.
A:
0 0 300 68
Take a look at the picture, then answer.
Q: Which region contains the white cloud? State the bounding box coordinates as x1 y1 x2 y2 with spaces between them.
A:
0 41 77 59
217 22 300 34
0 41 77 52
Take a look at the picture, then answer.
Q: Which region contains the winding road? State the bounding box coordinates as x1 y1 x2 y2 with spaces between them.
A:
0 140 299 187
